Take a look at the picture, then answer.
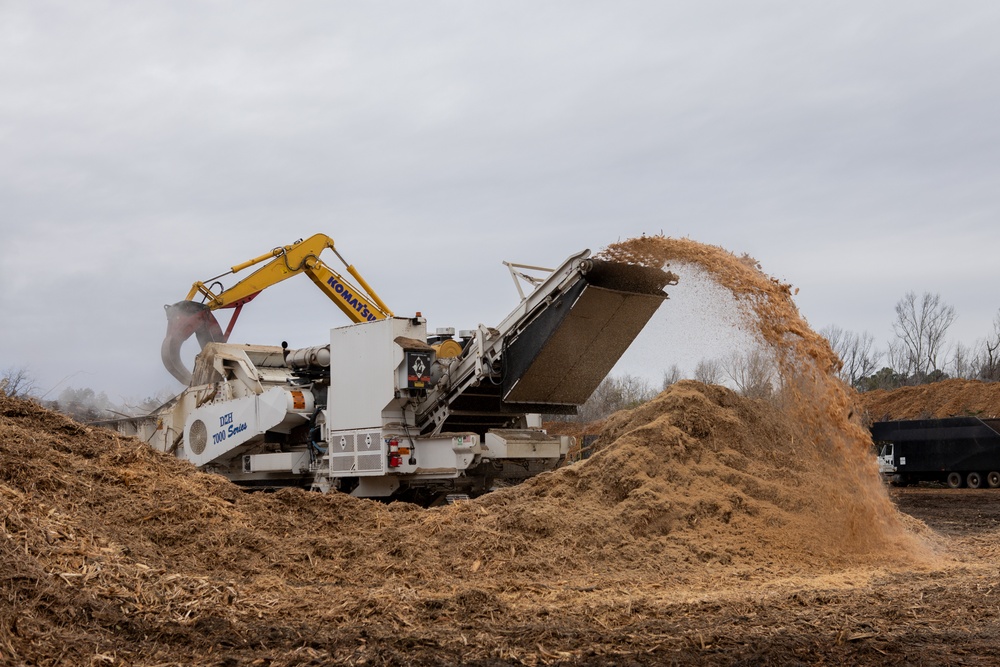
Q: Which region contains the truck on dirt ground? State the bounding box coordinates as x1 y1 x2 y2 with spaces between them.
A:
873 417 1000 489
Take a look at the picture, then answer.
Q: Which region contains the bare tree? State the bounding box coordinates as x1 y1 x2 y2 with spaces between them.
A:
858 366 905 392
0 366 36 398
950 342 977 379
892 291 956 383
661 364 682 390
576 373 658 422
822 325 881 389
886 340 911 381
722 348 775 399
977 310 1000 381
693 358 724 385
823 324 846 357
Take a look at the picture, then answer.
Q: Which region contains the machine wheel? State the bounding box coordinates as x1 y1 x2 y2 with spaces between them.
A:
988 471 1000 489
967 472 984 489
946 472 964 488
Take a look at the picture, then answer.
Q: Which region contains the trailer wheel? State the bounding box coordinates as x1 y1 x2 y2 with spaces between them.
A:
967 472 984 489
946 472 964 488
988 472 1000 488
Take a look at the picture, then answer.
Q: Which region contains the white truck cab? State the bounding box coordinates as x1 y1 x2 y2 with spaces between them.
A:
876 442 896 474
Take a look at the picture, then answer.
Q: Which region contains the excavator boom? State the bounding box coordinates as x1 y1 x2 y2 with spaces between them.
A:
163 234 392 384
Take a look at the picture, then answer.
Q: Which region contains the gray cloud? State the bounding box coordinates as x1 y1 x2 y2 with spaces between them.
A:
2 1 999 398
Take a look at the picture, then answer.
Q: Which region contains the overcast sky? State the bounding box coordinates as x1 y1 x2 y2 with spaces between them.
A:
2 2 999 402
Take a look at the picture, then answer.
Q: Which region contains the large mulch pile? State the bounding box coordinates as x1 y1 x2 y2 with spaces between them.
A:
0 378 931 666
0 236 940 665
859 379 1000 421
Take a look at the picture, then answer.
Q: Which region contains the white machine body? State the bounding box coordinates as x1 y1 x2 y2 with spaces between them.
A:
112 250 674 502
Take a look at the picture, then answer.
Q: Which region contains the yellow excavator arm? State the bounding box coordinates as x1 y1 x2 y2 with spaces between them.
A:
186 234 393 323
162 234 393 384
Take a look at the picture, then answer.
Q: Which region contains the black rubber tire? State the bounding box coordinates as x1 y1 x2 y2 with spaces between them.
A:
988 472 1000 489
967 472 984 489
946 472 964 488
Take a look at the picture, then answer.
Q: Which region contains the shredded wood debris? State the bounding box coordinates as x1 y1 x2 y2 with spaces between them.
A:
1 236 993 665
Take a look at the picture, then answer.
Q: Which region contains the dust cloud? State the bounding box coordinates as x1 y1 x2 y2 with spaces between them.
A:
612 261 759 382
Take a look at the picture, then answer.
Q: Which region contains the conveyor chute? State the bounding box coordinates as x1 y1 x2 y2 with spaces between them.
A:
502 259 674 406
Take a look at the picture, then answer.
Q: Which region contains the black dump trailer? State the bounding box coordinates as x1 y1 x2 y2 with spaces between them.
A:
872 417 1000 488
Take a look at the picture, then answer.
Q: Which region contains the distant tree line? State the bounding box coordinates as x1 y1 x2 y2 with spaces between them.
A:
0 367 172 423
566 291 999 423
824 292 1000 391
569 347 779 423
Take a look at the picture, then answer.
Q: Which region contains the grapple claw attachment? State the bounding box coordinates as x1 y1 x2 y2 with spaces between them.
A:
162 301 225 385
